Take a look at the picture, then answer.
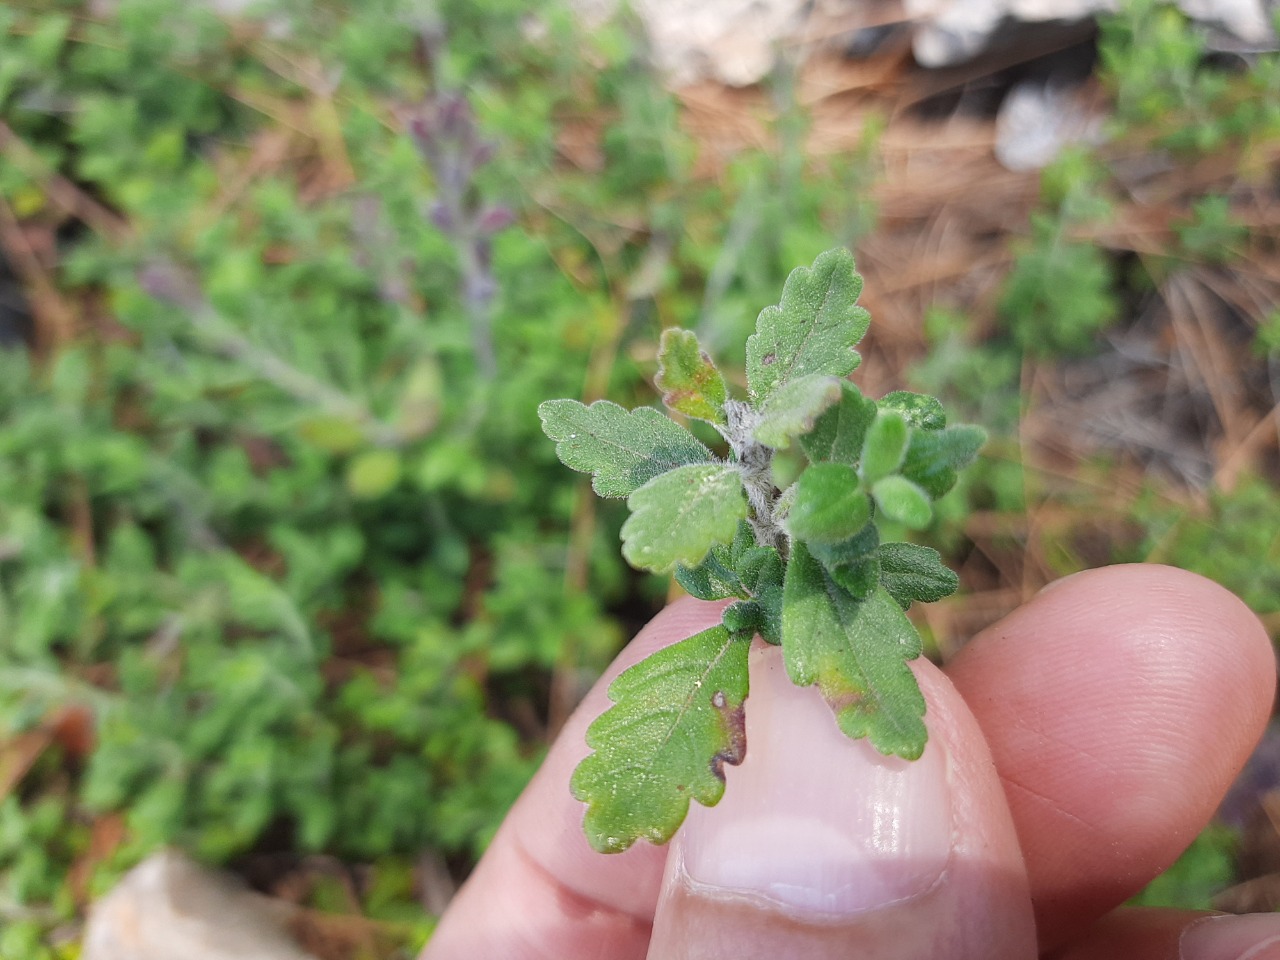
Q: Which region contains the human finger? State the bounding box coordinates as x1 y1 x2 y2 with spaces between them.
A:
945 564 1276 951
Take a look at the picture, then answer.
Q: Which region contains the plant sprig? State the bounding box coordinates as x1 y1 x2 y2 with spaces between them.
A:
539 248 986 853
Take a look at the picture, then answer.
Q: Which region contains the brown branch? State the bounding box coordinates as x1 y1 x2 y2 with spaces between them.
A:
0 120 128 240
0 194 76 353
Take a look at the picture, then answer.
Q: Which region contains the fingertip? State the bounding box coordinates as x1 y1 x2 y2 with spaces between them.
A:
949 563 1276 948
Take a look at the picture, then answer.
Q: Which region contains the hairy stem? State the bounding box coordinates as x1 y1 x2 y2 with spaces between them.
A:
725 400 786 554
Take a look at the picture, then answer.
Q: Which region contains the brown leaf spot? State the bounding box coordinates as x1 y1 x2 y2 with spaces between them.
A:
829 690 868 713
762 352 776 365
709 692 747 782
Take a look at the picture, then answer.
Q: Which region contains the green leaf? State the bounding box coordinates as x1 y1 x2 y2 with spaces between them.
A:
878 542 959 609
299 415 366 454
782 544 926 759
859 410 909 483
721 529 786 644
799 380 877 465
732 534 783 596
879 391 946 430
538 399 713 498
675 548 744 601
808 524 880 599
656 328 728 424
621 464 747 573
346 449 403 499
871 476 933 529
785 463 871 544
900 425 987 500
746 248 871 403
723 580 783 645
676 522 783 601
752 374 842 449
572 625 751 852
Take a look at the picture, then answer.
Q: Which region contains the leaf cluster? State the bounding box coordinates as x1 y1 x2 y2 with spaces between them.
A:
540 248 986 852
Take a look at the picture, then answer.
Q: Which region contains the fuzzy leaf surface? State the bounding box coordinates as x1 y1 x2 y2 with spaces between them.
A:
878 542 959 609
809 523 881 600
752 374 842 449
859 410 909 483
675 548 744 601
622 464 747 573
656 328 728 424
901 425 988 500
538 399 712 498
800 381 877 465
782 544 926 759
785 463 871 544
723 583 783 645
721 530 785 644
746 248 870 403
880 391 947 430
871 475 933 529
674 522 782 603
572 625 751 852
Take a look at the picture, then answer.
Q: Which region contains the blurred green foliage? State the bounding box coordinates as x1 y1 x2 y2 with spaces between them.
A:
1136 476 1280 617
1130 824 1239 910
0 0 872 949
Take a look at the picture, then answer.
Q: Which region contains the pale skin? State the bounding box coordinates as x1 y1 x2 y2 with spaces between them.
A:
423 564 1278 960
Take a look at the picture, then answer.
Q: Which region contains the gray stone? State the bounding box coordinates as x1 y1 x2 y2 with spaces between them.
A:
572 0 811 86
905 0 1275 67
567 0 1277 82
82 851 319 960
995 79 1107 171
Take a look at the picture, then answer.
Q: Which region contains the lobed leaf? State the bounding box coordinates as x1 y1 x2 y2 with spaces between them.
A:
656 328 728 424
877 542 959 609
538 399 712 498
746 248 870 404
732 532 784 596
722 586 782 645
781 544 927 759
572 625 752 852
751 374 842 449
621 463 747 573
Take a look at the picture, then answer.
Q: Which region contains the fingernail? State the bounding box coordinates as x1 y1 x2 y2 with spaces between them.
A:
670 644 953 918
1181 914 1280 960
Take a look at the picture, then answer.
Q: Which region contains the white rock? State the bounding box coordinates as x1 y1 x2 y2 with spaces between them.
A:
995 80 1107 171
638 0 808 87
907 0 1274 66
1178 0 1275 43
82 851 319 960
